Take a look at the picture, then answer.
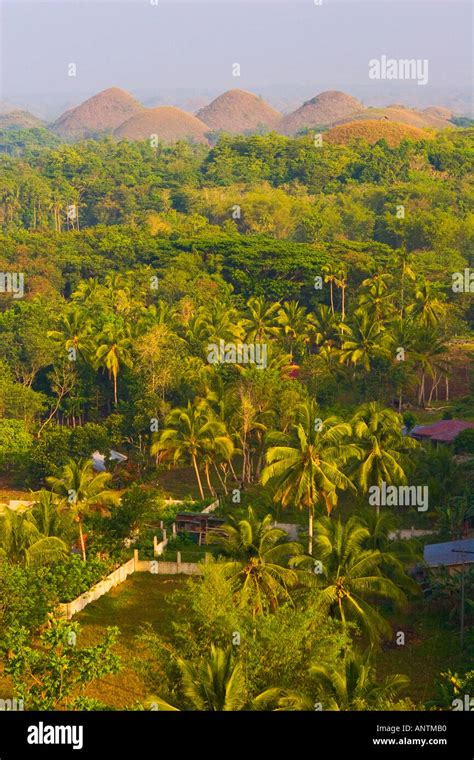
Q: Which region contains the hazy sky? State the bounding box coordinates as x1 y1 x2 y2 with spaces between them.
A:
0 0 472 113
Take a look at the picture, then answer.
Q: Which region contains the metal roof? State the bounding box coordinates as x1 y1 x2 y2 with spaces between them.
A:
411 419 474 443
424 538 474 568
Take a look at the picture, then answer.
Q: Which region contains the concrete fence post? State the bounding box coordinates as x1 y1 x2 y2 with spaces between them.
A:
153 535 158 555
172 522 176 536
177 551 181 564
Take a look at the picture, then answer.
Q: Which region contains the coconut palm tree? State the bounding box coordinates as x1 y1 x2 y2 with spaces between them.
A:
435 494 474 541
311 304 343 348
321 265 337 315
334 268 348 322
31 489 68 538
312 516 407 643
339 313 389 374
185 313 212 352
151 402 233 499
241 296 281 342
47 459 119 561
411 280 446 330
261 401 357 554
147 645 298 711
277 301 311 360
395 248 416 318
356 508 421 593
101 272 134 317
148 645 248 711
412 327 449 407
310 650 409 710
356 273 394 323
208 507 305 613
47 305 93 362
0 507 67 566
70 277 103 306
95 322 133 405
351 402 418 513
203 302 244 345
386 316 419 411
202 431 235 498
137 299 177 333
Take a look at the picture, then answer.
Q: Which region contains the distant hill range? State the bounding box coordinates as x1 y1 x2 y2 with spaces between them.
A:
0 87 463 144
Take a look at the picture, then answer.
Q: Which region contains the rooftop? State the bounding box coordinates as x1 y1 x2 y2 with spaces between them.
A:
411 419 474 444
424 538 474 568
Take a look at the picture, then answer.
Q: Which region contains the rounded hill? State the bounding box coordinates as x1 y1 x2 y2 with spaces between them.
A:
52 87 144 138
114 106 209 143
0 110 44 129
280 91 364 135
196 89 281 133
325 119 434 147
332 105 453 131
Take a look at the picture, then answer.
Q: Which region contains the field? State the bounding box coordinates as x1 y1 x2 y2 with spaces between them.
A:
75 574 185 709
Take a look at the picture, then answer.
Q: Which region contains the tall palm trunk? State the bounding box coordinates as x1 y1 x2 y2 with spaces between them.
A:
308 507 314 555
418 371 426 407
228 459 239 483
192 454 205 499
241 435 248 484
204 462 216 497
78 519 86 562
213 462 228 495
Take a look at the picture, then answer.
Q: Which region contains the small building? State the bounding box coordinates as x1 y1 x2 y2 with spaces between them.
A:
424 538 474 574
175 512 225 545
92 450 128 472
410 419 474 446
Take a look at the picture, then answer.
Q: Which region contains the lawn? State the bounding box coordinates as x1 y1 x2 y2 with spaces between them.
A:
74 573 187 709
377 602 466 705
157 463 223 499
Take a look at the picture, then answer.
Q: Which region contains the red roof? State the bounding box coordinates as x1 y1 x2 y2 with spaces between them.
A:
412 419 474 443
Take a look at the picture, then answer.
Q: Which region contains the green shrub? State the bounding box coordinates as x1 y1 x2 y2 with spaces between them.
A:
454 428 474 454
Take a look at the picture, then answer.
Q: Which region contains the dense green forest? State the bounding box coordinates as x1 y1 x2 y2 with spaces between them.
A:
0 126 473 712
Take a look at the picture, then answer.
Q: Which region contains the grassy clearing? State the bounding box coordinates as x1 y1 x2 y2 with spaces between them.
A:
377 603 465 704
157 464 222 500
74 573 187 709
